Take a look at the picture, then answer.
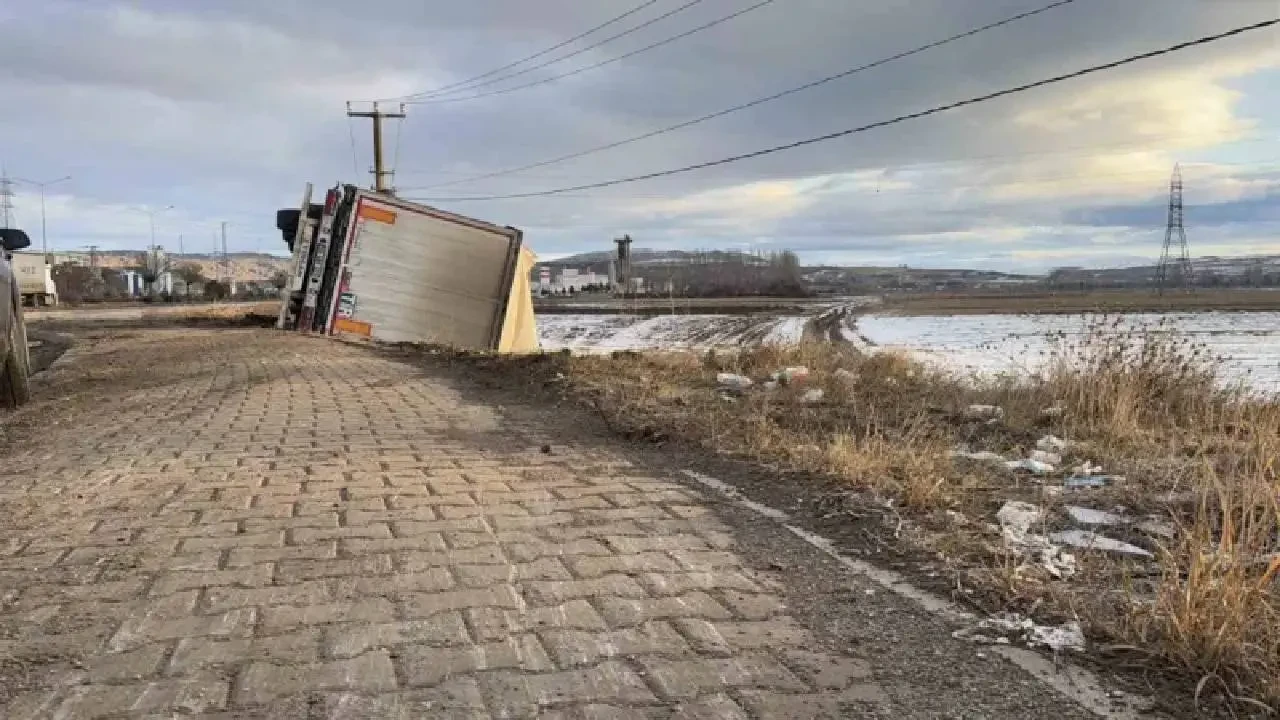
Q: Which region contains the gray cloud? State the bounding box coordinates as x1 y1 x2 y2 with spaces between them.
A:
1 0 1277 267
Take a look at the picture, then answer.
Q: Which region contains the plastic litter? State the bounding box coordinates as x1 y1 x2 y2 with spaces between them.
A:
799 389 825 405
950 450 1006 463
1005 458 1055 475
1064 474 1120 488
1072 460 1103 477
1029 449 1062 466
1036 435 1069 453
1049 529 1153 558
964 404 1005 420
772 366 810 385
716 373 753 390
953 613 1084 652
1065 506 1126 526
996 501 1076 579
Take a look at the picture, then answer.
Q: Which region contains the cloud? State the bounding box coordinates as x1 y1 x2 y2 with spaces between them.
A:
0 0 1276 269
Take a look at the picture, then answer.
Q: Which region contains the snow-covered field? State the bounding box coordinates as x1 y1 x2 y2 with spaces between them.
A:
537 313 809 352
859 312 1280 392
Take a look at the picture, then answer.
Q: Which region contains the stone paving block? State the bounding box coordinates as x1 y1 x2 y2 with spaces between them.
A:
539 621 691 667
55 676 230 716
325 613 471 658
86 643 168 682
336 566 454 596
505 538 613 563
455 557 571 587
180 532 283 553
169 630 321 672
322 678 489 720
293 524 393 543
400 585 522 618
466 600 609 642
276 555 394 583
226 542 338 567
152 565 275 596
604 535 710 555
637 654 808 699
204 580 332 613
235 650 398 705
523 574 648 605
343 535 450 554
259 598 398 635
638 572 764 597
110 608 256 651
401 634 554 686
396 544 506 570
594 592 733 628
476 661 656 717
563 552 682 579
673 617 814 655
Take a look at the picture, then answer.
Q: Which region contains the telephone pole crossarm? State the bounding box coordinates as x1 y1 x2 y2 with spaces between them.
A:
346 101 407 194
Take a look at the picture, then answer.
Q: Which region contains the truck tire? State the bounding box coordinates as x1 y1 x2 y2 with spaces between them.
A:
0 310 31 409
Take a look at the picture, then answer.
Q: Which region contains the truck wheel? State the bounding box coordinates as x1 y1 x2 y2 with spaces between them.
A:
0 311 31 409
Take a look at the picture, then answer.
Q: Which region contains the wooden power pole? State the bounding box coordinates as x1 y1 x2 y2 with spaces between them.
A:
346 102 406 194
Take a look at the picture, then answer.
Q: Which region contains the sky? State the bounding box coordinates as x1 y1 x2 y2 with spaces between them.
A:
0 0 1277 272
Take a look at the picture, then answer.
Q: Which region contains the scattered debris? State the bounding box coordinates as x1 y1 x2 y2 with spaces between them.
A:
1064 474 1120 488
1072 460 1104 477
1065 506 1126 527
950 449 1006 463
716 373 753 391
996 501 1077 578
953 613 1085 652
799 389 825 405
964 404 1005 420
1005 458 1055 475
834 368 859 383
1036 435 1069 453
1029 620 1086 652
1029 449 1062 466
772 366 810 385
1049 530 1153 558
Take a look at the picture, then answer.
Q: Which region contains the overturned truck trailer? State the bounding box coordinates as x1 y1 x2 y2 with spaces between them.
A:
275 184 537 352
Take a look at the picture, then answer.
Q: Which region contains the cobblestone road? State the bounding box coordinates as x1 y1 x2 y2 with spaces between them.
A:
0 329 896 719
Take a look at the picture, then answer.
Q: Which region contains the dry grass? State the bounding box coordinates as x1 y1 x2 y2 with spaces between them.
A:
549 319 1280 710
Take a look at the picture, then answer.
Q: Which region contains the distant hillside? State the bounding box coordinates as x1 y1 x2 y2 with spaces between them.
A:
50 250 291 284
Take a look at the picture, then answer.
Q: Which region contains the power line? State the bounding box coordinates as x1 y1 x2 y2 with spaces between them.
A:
398 126 1279 186
412 19 1280 202
410 0 777 105
410 0 1079 190
401 0 703 102
404 159 1280 202
384 0 663 102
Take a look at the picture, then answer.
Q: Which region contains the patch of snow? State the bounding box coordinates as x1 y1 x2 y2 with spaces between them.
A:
858 311 1280 393
1006 458 1055 475
954 613 1085 652
1036 435 1069 453
951 450 1006 463
763 316 808 345
1029 449 1062 466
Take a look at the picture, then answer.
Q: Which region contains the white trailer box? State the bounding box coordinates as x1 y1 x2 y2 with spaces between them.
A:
281 186 537 352
10 252 57 306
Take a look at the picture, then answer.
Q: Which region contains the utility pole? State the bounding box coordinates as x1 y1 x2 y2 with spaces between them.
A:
346 101 407 194
221 221 229 288
15 176 71 256
0 172 15 230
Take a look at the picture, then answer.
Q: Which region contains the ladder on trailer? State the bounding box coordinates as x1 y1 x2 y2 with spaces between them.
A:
276 183 314 330
296 186 341 333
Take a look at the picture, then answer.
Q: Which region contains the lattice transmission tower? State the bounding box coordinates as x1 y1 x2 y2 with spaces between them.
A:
1155 163 1193 293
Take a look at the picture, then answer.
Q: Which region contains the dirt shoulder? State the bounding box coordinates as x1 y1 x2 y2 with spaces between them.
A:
400 340 1277 719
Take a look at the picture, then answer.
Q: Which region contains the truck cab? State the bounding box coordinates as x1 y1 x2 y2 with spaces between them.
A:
0 228 32 407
